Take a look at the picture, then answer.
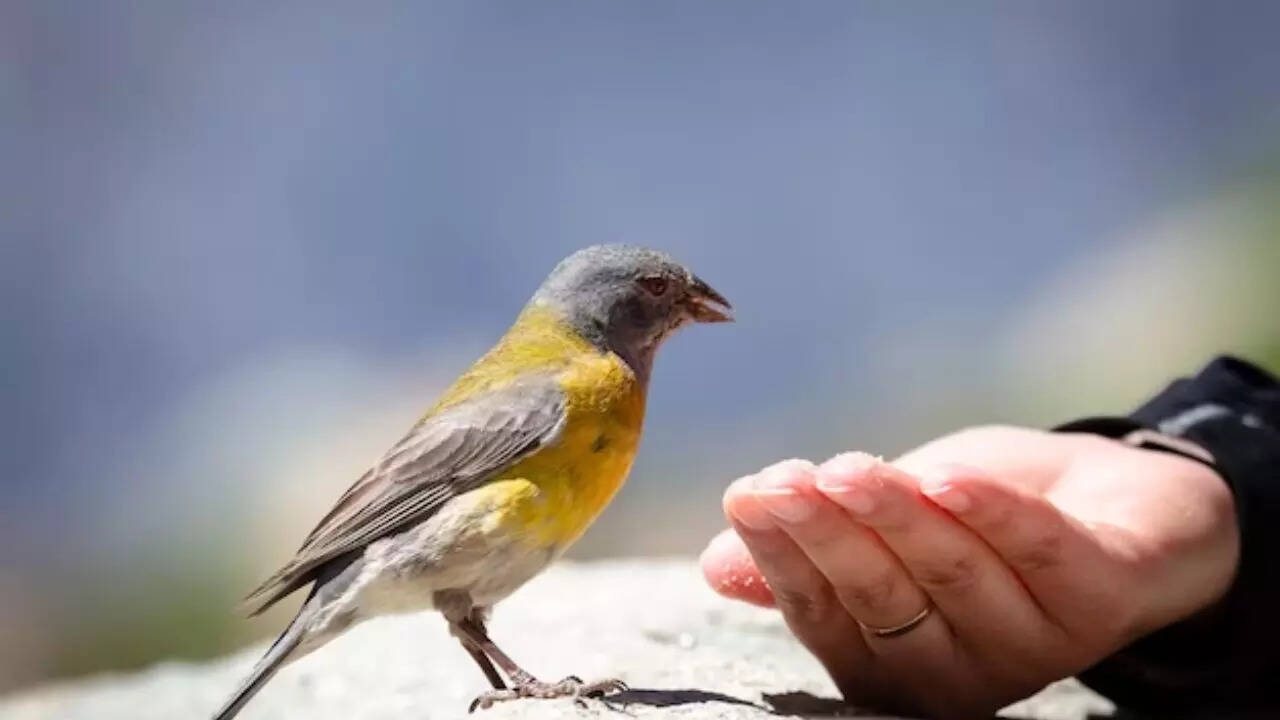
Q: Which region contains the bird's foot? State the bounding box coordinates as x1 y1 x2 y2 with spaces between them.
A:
469 676 628 711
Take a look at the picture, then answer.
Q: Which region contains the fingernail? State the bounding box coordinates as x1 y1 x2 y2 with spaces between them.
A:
748 462 817 523
920 475 971 513
754 487 815 523
816 482 876 515
815 454 878 515
752 471 813 522
727 482 778 530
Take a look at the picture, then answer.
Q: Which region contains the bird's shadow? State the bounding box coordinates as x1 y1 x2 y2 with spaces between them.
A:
606 692 1265 720
606 687 758 709
602 687 877 716
600 685 1273 720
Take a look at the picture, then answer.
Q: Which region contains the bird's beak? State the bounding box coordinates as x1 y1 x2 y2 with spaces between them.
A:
683 275 733 323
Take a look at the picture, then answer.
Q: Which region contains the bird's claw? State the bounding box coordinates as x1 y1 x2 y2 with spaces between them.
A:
577 677 628 696
468 676 627 711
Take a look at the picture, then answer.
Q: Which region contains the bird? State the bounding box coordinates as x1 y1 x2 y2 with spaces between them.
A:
212 244 732 719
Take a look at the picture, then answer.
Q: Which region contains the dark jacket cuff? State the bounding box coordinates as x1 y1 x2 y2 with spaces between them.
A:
1054 356 1280 712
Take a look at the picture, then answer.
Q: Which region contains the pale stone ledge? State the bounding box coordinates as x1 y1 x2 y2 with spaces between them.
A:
0 561 1113 720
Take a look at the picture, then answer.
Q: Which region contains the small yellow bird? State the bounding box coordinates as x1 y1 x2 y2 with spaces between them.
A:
213 245 732 718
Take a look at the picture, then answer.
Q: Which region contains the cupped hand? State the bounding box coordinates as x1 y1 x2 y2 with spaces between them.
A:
700 426 1238 718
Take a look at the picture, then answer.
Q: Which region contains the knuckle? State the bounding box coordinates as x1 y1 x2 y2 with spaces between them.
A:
977 501 1017 532
913 555 981 594
1010 533 1063 572
773 587 828 624
833 569 900 615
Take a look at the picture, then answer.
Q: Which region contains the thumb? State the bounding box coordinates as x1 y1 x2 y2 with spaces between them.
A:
700 528 776 608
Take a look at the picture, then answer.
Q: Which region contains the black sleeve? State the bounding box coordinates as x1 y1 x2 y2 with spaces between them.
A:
1053 356 1280 713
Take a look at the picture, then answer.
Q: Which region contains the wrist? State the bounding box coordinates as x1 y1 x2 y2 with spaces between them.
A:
1067 356 1280 711
1122 442 1239 631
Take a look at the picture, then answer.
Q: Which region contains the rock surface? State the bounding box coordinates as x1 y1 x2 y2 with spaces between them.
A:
0 561 1113 720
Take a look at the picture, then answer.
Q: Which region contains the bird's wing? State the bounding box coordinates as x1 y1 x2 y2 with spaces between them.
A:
243 376 567 614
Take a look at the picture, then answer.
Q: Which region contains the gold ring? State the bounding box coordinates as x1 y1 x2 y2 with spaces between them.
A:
857 604 933 638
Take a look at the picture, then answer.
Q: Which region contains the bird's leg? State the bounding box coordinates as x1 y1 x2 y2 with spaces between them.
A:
453 615 537 690
454 616 626 711
450 610 507 690
463 644 507 690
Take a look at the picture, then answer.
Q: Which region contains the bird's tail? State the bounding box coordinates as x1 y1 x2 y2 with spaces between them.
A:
214 554 362 719
212 617 306 720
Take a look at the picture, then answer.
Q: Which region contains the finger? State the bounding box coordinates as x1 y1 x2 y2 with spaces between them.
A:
815 453 1062 663
918 464 1132 640
749 458 936 640
748 458 963 707
722 466 872 681
699 528 776 608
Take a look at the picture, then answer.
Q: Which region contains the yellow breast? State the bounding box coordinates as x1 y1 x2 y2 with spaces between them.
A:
431 305 647 551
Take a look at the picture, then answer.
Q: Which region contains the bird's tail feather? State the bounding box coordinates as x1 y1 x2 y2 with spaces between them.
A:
216 554 362 719
212 618 305 720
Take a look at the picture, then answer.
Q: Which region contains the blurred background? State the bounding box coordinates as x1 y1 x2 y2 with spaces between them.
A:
4 0 1280 694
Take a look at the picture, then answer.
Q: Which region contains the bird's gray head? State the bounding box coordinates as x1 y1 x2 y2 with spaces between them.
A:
531 245 732 379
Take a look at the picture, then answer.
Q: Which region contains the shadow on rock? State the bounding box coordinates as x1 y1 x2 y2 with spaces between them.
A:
763 691 882 717
607 688 881 717
608 687 761 709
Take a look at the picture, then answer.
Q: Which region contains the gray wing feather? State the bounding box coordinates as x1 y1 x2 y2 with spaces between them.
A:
243 377 567 614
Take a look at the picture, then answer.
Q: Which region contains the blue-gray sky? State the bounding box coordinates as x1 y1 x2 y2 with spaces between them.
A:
4 0 1280 686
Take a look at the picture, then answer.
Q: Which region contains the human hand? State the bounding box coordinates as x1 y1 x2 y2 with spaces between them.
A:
700 426 1238 718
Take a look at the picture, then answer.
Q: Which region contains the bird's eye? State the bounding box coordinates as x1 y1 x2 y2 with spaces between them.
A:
637 276 668 296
